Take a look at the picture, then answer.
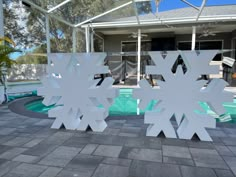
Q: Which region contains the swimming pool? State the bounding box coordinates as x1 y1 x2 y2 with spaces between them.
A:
25 89 236 123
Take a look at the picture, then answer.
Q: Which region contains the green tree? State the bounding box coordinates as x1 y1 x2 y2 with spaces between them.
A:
136 1 152 14
25 0 134 52
3 0 30 48
0 37 20 103
16 44 47 64
3 0 137 50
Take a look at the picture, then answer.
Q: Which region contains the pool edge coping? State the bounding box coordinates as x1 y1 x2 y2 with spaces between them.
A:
8 96 145 121
8 96 52 119
7 96 236 129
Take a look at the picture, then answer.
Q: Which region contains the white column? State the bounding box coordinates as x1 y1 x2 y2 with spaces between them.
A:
137 29 141 115
85 26 90 53
137 29 141 83
191 26 196 50
0 0 4 37
90 32 94 52
46 14 51 65
72 28 77 53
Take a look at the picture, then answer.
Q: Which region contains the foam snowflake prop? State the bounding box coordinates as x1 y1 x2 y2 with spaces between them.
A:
38 53 118 132
133 51 233 141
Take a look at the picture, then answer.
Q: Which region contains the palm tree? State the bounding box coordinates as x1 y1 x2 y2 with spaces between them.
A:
0 37 20 103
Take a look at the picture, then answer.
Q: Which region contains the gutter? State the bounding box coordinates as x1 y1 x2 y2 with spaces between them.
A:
81 14 236 29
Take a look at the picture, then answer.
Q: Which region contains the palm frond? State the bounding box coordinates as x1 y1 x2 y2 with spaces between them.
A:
0 37 16 47
0 45 21 57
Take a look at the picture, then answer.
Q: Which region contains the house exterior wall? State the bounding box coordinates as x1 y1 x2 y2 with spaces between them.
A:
104 32 233 55
104 35 126 82
176 33 232 57
103 32 235 84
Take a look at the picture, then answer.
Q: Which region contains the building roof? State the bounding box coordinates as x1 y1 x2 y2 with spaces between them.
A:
94 5 236 23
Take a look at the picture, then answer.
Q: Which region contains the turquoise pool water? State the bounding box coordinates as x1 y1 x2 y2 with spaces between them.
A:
25 89 236 123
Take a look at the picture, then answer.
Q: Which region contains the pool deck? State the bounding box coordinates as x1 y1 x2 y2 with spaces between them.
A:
0 106 236 177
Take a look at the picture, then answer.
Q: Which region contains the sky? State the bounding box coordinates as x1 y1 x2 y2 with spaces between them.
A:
157 0 236 12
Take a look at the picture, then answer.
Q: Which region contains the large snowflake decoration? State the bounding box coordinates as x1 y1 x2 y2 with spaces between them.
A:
133 51 233 141
38 53 119 132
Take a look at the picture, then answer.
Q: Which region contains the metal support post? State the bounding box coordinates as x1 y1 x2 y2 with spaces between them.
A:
85 26 90 53
72 28 77 53
137 29 141 115
46 14 51 65
137 29 141 82
91 32 94 52
0 0 4 37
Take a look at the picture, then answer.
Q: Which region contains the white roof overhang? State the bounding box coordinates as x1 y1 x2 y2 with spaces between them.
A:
81 14 236 29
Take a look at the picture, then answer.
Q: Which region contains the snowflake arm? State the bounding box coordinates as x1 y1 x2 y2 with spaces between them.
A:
77 107 108 132
145 109 177 138
77 53 109 78
147 51 180 81
180 50 219 79
200 79 233 115
177 111 216 141
89 77 119 110
37 76 61 106
133 79 160 110
49 106 81 130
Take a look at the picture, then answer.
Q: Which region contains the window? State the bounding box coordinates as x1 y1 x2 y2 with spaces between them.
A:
178 41 223 61
199 41 222 61
178 42 200 50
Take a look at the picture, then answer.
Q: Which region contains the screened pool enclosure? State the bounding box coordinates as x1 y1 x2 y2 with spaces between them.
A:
10 0 225 86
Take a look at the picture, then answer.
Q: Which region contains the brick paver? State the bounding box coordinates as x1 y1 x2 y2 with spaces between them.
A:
0 105 236 177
